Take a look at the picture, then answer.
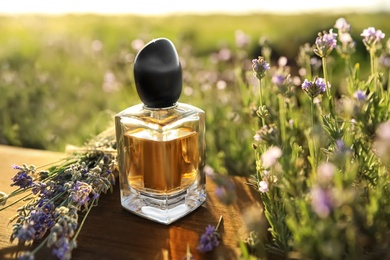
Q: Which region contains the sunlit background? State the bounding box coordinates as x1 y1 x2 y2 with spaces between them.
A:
0 0 390 178
0 0 389 15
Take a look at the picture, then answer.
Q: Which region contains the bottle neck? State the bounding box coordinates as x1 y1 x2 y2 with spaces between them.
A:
142 102 178 111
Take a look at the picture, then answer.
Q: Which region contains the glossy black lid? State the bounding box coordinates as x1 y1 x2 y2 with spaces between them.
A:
133 38 182 108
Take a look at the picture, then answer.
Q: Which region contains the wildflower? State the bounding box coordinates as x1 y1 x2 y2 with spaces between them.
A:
254 125 279 145
253 133 262 142
214 178 237 205
258 181 269 193
31 182 47 195
70 181 93 207
252 56 270 79
317 162 336 186
11 171 33 189
261 146 282 168
235 30 251 48
52 237 75 260
18 252 35 260
217 47 232 61
301 77 329 98
311 186 334 218
91 39 103 52
373 121 390 165
198 216 222 253
203 165 215 176
10 164 36 189
297 43 313 69
314 29 337 58
361 27 385 50
335 139 345 151
278 56 288 67
16 223 36 242
335 18 356 58
25 207 55 240
272 74 284 86
334 18 351 33
353 90 367 101
272 73 292 94
131 39 145 52
379 51 390 68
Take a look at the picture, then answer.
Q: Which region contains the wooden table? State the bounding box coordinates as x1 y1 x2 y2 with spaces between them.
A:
0 145 261 260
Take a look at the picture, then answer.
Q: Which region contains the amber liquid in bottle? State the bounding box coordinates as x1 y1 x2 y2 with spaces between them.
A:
124 128 199 196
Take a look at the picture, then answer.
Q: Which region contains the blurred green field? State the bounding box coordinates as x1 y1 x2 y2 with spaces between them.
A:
1 12 390 174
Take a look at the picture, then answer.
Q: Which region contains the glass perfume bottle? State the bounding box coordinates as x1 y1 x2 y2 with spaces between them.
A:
115 38 206 224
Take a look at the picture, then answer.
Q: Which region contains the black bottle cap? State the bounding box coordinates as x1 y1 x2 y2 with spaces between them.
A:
133 38 182 108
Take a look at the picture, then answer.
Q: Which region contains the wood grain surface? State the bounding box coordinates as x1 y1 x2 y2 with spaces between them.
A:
0 145 261 260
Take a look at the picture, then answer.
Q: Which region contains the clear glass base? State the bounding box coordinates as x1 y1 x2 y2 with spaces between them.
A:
120 184 206 224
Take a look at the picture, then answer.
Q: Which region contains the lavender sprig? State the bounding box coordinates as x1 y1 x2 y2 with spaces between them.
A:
197 215 223 253
1 127 117 260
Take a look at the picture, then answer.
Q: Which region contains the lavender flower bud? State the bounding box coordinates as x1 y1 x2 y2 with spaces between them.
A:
197 217 223 253
301 77 329 98
314 30 337 58
252 56 270 79
361 27 385 50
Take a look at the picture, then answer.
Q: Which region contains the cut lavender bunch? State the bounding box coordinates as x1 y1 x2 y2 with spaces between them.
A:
1 127 117 260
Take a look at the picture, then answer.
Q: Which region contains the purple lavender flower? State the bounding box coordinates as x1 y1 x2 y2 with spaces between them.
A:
301 77 329 98
334 18 351 33
29 208 55 239
235 30 251 48
379 53 390 68
52 237 73 260
314 29 337 58
10 164 36 189
207 169 237 205
16 223 36 242
11 172 33 189
301 79 312 90
315 77 326 92
214 180 236 206
335 139 345 151
311 186 334 218
17 252 34 260
31 182 47 195
69 181 92 207
252 56 270 79
272 74 285 87
361 27 385 50
197 225 221 253
353 90 367 101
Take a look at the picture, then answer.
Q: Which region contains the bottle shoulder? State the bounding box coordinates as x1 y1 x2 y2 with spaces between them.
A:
116 102 204 127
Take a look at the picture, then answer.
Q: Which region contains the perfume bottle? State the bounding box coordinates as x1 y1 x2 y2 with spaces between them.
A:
115 38 206 224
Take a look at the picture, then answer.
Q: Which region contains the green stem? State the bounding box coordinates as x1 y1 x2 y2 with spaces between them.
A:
0 193 33 211
311 98 315 128
39 191 67 209
387 68 390 111
310 98 317 171
215 215 223 231
322 56 333 114
72 197 97 241
370 48 378 94
345 56 353 79
259 78 266 126
305 55 312 81
30 234 50 256
278 94 286 145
